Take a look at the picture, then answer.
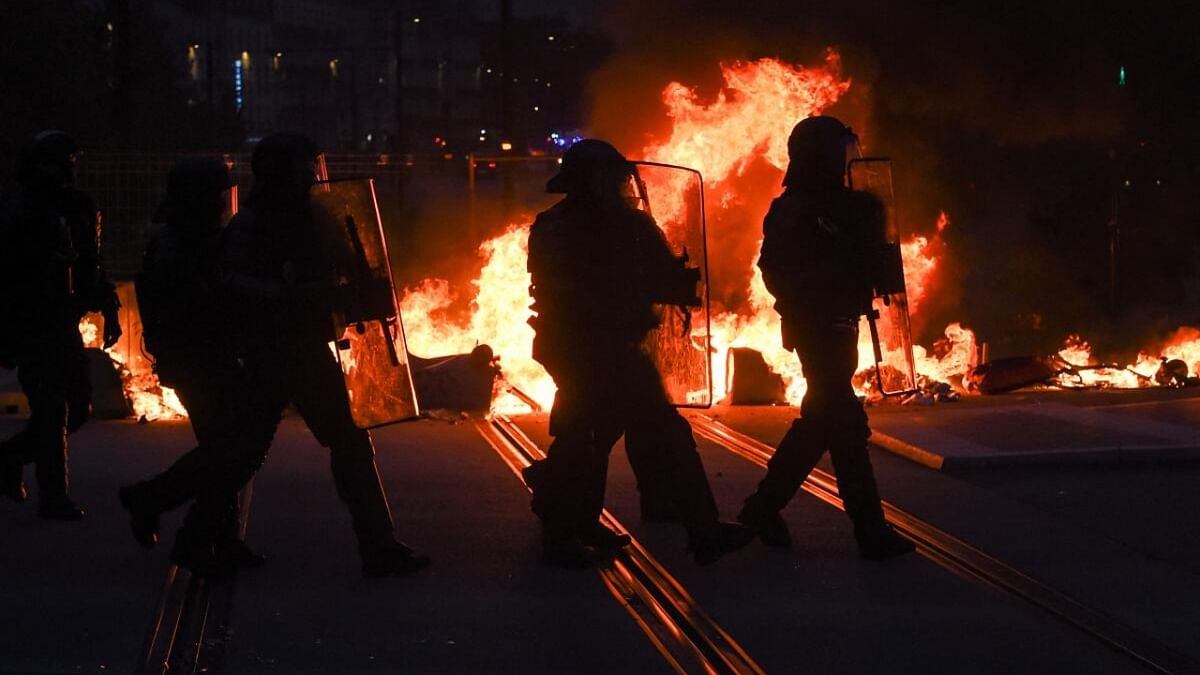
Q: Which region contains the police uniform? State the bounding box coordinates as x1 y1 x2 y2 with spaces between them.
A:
524 139 751 567
119 159 271 573
216 133 428 576
738 117 914 560
0 134 119 518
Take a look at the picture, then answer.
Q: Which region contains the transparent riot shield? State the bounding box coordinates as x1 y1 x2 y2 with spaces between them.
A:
847 158 919 397
310 178 420 428
630 161 713 407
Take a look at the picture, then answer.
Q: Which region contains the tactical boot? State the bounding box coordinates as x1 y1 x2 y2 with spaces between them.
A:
118 483 161 548
521 458 549 492
362 543 432 578
215 537 267 571
688 521 755 566
737 505 792 548
171 536 236 579
1 460 26 503
578 521 631 554
37 495 84 520
855 522 915 561
541 538 595 570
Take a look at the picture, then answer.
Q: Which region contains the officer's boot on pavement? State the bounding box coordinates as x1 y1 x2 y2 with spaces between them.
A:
171 532 236 579
737 496 793 548
687 521 756 565
738 418 823 547
521 458 550 518
835 464 914 561
540 515 597 569
542 536 595 569
328 442 432 577
118 482 162 548
578 520 631 555
854 521 914 561
215 537 267 571
37 494 84 520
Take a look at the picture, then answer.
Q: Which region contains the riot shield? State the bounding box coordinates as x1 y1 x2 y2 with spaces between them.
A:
847 158 919 397
310 178 420 428
630 161 713 407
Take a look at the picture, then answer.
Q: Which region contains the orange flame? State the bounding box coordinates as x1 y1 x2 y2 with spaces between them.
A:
79 288 187 422
642 51 852 227
1054 327 1200 389
401 222 553 414
402 53 1197 411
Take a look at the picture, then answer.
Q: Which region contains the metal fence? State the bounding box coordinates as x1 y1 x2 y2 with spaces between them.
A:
77 152 420 279
76 151 564 281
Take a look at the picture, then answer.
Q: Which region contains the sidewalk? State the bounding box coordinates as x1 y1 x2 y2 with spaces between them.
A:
709 388 1200 469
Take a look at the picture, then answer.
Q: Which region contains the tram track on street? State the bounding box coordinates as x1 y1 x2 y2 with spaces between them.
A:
689 413 1200 675
476 415 765 675
136 482 252 675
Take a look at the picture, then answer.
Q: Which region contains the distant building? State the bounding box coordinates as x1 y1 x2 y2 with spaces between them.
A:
140 0 606 153
150 0 393 151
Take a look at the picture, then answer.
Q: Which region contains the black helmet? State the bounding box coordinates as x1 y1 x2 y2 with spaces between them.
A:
546 139 634 195
30 130 78 167
20 130 79 185
250 132 322 195
782 116 858 188
166 157 233 202
156 157 234 228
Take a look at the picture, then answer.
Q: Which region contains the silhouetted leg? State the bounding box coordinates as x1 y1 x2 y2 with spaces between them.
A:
123 367 282 518
290 346 398 557
17 360 71 506
622 424 681 521
63 347 92 434
826 412 884 529
629 406 719 529
744 418 826 516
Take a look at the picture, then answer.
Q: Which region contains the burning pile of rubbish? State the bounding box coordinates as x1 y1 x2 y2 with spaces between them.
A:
399 51 1200 413
79 51 1200 421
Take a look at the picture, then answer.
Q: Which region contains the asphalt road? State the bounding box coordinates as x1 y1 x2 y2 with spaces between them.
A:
2 395 1196 673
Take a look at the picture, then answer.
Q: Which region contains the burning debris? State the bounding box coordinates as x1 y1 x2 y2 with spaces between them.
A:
60 57 1200 421
399 52 1200 413
78 283 186 422
1046 331 1200 390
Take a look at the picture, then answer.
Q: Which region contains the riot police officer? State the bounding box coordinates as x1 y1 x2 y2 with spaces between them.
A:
118 158 270 576
0 131 121 519
217 132 429 577
523 139 752 568
737 116 914 560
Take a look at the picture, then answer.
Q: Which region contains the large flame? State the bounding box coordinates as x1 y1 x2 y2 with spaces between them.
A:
401 223 554 414
79 285 187 422
642 51 852 227
402 51 1197 412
